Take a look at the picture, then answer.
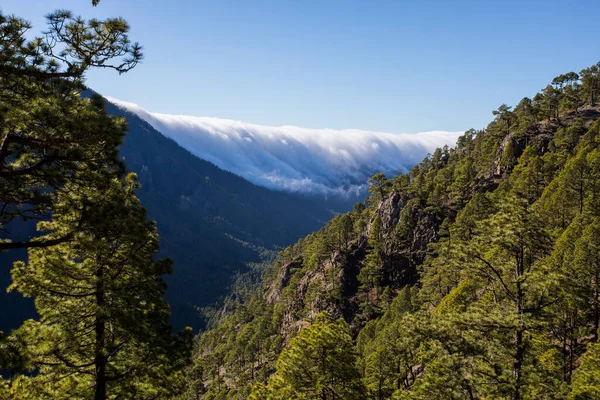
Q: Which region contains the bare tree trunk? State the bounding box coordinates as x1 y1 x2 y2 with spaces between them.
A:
94 265 107 400
512 252 525 400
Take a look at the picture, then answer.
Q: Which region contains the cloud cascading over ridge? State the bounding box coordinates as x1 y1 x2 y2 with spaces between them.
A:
108 97 463 197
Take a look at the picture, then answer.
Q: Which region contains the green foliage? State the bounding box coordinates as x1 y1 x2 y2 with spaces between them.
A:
5 176 191 399
184 209 366 398
0 10 141 249
106 99 337 331
368 173 392 202
0 6 195 400
188 60 600 399
359 213 385 292
179 292 282 399
570 343 600 399
249 312 366 400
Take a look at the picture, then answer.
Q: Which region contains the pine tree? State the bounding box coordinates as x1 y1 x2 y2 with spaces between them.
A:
6 175 191 400
0 9 141 250
410 196 556 399
368 173 392 201
250 312 366 400
462 197 554 399
509 146 546 204
570 220 600 342
359 213 385 294
580 64 600 107
569 342 600 399
514 97 537 138
492 104 516 136
542 84 561 121
545 211 600 383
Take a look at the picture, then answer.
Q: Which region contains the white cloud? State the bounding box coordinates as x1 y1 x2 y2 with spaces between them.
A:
108 97 462 197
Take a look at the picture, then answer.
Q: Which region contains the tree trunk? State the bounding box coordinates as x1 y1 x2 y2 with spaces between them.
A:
94 265 107 400
465 380 475 400
512 253 525 400
595 263 600 343
562 318 568 381
513 329 524 400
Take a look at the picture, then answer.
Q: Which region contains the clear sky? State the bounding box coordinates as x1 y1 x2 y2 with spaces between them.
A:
3 0 600 133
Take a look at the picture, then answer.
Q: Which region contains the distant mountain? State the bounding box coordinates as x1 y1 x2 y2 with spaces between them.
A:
104 99 350 330
108 98 461 197
0 96 345 333
1 95 458 333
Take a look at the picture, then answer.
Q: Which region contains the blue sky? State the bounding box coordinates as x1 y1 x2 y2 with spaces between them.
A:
4 0 600 133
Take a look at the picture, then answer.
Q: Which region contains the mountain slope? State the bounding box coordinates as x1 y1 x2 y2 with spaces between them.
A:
0 97 345 333
109 98 461 196
185 63 600 399
104 99 347 330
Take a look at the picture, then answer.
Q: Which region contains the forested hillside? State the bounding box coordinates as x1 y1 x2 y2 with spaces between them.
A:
105 99 341 330
0 89 340 334
182 62 600 399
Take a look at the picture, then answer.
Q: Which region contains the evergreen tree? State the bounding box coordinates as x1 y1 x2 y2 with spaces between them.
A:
460 197 554 399
570 342 600 399
514 97 537 137
411 196 556 399
500 139 517 173
542 84 561 121
359 213 385 294
545 211 600 383
580 64 600 107
492 104 516 136
570 219 600 342
5 175 191 400
0 10 141 250
368 173 392 201
250 312 365 400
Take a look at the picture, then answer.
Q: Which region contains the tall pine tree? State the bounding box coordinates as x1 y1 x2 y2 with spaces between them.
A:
4 174 191 400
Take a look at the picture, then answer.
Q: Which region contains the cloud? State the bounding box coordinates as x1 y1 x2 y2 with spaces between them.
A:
108 97 462 197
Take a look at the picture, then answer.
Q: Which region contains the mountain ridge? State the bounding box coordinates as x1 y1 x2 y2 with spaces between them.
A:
107 97 461 197
0 94 351 333
104 98 350 330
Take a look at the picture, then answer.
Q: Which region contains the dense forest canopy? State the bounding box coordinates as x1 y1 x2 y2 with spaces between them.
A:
181 61 600 400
